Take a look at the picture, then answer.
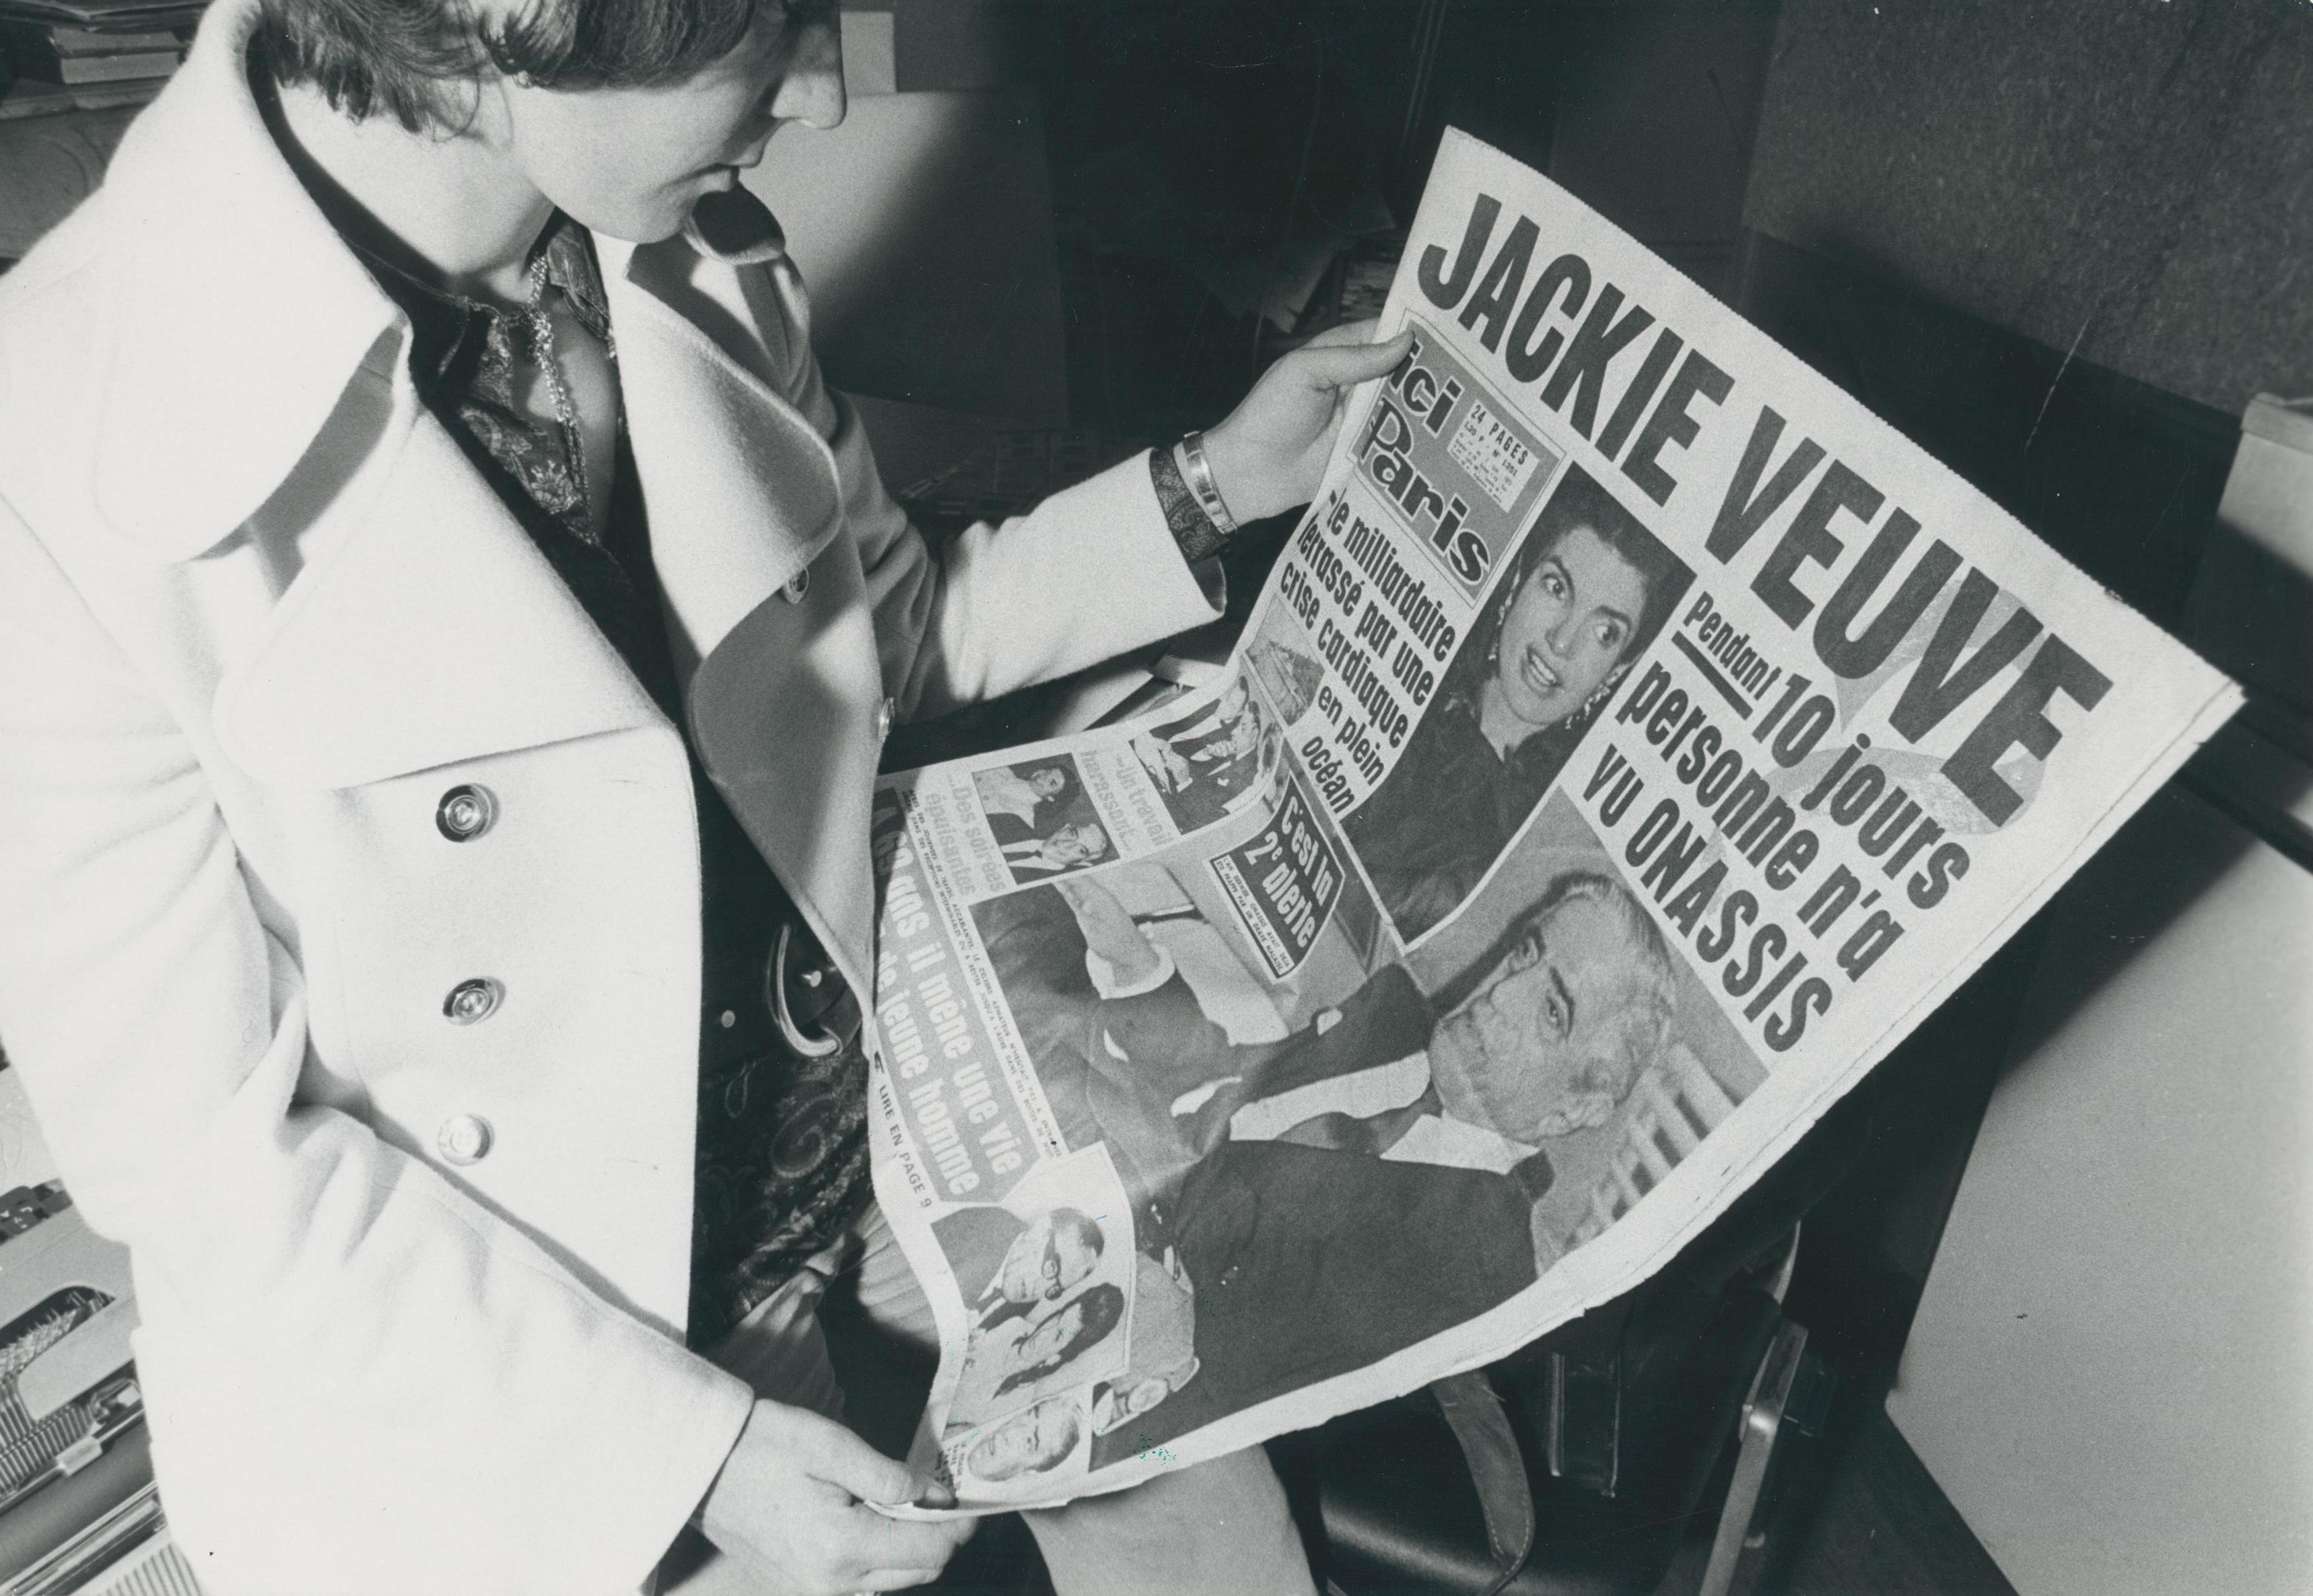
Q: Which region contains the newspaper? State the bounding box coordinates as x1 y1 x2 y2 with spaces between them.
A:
864 129 2241 1512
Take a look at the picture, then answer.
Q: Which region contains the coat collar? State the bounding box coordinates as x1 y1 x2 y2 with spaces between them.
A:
90 0 398 560
89 0 830 597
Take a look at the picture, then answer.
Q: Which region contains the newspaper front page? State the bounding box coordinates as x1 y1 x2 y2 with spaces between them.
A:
865 130 2241 1511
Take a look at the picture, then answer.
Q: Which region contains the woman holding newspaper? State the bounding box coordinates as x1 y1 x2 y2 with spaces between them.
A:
0 1 1413 1591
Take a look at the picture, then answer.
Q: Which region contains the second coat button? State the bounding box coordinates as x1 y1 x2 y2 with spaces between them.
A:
435 784 496 842
436 1115 493 1165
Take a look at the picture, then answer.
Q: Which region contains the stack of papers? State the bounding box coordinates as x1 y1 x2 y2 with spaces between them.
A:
0 0 199 115
0 0 204 26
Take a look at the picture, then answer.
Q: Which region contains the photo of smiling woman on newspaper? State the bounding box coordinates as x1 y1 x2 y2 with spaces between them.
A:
1344 466 1693 942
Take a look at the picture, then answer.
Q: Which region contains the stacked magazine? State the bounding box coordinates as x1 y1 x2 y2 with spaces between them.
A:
0 0 200 119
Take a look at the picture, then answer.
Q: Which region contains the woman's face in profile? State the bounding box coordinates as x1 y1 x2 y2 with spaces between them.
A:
497 1 844 244
1490 524 1648 733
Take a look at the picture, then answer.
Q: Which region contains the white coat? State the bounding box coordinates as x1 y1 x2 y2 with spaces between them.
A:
0 7 1219 1592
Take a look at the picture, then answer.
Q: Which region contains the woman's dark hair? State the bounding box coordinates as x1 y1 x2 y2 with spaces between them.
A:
995 1282 1126 1396
253 0 792 132
1441 466 1693 771
1020 763 1080 813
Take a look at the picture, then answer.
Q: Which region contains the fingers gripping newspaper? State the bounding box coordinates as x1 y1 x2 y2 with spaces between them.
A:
866 131 2240 1511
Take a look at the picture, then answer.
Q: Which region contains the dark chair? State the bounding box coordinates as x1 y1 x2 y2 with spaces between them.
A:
1266 1095 1865 1596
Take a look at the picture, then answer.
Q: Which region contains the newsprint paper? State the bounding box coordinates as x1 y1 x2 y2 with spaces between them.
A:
868 130 2240 1513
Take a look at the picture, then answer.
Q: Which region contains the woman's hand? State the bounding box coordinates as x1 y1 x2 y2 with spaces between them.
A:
695 1400 971 1595
1199 320 1414 525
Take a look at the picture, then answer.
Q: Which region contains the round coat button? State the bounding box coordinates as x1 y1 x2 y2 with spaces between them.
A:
442 978 503 1025
783 566 812 602
876 696 896 742
436 784 495 841
436 1114 493 1166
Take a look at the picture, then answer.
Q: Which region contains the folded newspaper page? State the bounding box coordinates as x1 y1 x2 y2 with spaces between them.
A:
864 129 2241 1511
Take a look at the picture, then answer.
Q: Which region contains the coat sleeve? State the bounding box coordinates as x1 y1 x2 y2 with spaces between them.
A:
759 259 1226 720
0 501 754 1589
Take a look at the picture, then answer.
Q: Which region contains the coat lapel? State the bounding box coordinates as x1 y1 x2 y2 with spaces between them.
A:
598 238 840 670
215 382 662 790
75 0 401 561
688 574 883 990
604 236 881 987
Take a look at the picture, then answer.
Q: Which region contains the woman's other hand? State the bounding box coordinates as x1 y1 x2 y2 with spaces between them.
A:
1199 320 1413 525
695 1401 971 1595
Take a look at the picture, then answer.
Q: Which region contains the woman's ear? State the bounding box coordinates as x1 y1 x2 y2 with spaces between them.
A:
1579 660 1634 722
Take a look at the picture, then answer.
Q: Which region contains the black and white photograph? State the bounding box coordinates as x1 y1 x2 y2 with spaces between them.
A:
1400 789 1768 1268
970 753 1118 884
0 2 2303 1594
969 758 1079 844
1070 786 1763 1463
965 841 1387 1208
959 782 1763 1467
926 1146 1138 1439
1246 631 1325 730
1343 464 1695 944
923 1150 1206 1492
946 1393 1094 1499
1129 675 1282 836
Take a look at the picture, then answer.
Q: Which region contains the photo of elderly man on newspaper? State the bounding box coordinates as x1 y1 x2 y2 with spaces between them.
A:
961 786 1764 1462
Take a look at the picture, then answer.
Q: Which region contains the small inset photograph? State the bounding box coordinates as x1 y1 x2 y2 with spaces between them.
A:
973 755 1115 883
1130 676 1281 835
933 1146 1138 1439
1344 465 1695 943
948 1391 1095 1498
935 1204 1117 1340
1246 627 1325 728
